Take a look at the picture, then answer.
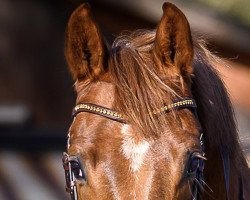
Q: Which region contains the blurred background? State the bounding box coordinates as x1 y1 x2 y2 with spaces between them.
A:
0 0 249 199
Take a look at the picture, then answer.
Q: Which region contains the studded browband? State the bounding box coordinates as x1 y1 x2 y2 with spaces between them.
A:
72 97 197 123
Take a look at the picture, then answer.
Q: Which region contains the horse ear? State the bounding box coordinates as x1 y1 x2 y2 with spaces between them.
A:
154 3 193 76
65 3 108 81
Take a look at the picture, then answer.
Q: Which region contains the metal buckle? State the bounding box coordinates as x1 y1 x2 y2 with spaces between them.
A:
62 152 78 200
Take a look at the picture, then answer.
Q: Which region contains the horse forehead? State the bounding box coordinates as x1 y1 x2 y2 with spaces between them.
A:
76 81 116 106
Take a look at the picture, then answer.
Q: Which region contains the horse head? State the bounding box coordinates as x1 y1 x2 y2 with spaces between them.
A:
63 2 250 200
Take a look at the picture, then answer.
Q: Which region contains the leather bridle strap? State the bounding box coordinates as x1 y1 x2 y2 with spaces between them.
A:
72 97 197 121
62 152 78 200
72 103 126 123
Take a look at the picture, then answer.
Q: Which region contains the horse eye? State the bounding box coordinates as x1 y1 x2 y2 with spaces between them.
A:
71 161 87 181
187 157 199 175
186 152 204 177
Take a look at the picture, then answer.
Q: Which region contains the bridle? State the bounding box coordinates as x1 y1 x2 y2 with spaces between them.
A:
62 97 205 200
62 153 79 199
62 97 231 200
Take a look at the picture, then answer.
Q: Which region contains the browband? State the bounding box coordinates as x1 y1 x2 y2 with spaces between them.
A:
72 97 197 123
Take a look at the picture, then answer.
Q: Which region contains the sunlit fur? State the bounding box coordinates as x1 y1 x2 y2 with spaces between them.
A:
65 2 250 200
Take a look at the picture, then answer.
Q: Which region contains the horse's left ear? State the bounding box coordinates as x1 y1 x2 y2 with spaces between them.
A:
65 3 108 81
154 2 193 76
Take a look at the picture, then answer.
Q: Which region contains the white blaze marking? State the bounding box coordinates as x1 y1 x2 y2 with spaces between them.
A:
103 162 121 200
121 124 150 172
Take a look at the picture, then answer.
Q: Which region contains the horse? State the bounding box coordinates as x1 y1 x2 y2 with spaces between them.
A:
62 2 250 199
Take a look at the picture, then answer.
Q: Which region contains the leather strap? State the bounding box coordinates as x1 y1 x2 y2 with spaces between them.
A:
72 97 197 123
63 153 78 200
72 103 126 123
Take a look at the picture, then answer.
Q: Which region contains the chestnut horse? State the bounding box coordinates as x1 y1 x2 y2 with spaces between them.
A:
62 2 250 200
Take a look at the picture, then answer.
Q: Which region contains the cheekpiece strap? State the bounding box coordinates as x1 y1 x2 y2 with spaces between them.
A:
62 153 78 200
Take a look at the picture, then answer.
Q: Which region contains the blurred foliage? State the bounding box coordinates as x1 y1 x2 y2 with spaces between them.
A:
197 0 250 26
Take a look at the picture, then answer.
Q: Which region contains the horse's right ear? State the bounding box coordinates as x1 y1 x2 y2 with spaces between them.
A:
65 3 108 81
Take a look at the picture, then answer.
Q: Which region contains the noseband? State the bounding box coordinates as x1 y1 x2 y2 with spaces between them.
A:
62 97 230 200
